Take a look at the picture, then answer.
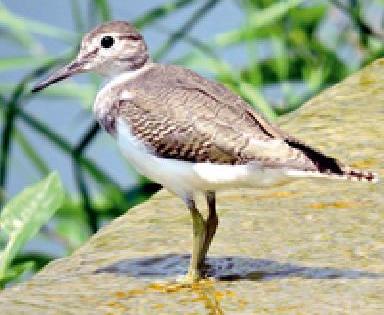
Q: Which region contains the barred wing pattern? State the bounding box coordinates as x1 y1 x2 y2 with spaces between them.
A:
116 64 323 172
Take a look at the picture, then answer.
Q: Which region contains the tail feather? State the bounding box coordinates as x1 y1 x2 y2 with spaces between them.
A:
284 138 344 175
286 166 379 183
341 166 379 183
284 137 379 183
287 167 379 183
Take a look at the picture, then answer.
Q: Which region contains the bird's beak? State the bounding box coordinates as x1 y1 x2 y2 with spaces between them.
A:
32 56 87 93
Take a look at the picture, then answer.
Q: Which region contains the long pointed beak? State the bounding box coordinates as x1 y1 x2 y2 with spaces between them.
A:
31 58 87 93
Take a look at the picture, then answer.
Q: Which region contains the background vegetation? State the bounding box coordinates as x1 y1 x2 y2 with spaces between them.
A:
1 0 384 287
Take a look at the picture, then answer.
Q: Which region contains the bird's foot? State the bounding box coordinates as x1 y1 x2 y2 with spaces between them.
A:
176 269 202 284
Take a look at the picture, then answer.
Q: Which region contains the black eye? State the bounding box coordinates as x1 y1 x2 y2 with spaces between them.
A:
101 35 114 48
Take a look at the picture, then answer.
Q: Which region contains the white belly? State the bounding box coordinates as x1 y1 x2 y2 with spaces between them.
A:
116 119 289 197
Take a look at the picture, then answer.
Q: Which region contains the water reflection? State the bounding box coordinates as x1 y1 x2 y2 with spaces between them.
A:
95 254 383 281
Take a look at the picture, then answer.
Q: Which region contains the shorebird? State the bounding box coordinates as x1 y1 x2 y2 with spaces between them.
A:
32 21 378 282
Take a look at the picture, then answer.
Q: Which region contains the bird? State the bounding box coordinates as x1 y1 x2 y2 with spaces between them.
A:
32 21 378 283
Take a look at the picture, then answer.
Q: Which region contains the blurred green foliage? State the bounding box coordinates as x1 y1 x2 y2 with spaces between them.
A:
0 0 384 286
0 172 64 287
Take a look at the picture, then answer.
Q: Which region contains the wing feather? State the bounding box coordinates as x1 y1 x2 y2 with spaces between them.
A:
112 64 323 171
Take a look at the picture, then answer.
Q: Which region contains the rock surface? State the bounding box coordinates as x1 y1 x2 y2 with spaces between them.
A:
1 60 384 314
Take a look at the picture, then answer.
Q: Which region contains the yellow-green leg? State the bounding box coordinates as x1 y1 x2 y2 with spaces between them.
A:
185 198 206 282
202 191 218 260
180 193 219 283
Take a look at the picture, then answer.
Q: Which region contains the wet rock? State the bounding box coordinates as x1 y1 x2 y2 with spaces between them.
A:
0 59 383 314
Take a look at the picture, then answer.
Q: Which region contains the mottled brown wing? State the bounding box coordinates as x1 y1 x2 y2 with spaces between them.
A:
116 64 321 171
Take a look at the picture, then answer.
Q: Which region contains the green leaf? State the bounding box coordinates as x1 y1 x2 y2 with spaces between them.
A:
289 5 327 26
31 82 98 109
0 261 35 288
0 82 97 109
0 2 74 54
55 216 89 250
93 0 112 22
271 37 289 80
216 0 304 46
176 51 234 78
134 0 195 29
0 56 51 72
0 172 65 280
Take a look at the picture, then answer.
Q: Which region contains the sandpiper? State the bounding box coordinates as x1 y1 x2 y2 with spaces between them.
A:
32 21 378 282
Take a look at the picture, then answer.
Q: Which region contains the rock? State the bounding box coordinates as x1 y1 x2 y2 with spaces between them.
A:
1 59 383 314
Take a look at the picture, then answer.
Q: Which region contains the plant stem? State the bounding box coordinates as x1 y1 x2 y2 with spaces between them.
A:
153 0 221 61
72 122 101 233
134 0 195 29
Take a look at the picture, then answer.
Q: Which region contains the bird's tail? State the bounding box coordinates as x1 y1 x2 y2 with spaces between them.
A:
286 166 379 183
284 138 379 183
338 166 379 183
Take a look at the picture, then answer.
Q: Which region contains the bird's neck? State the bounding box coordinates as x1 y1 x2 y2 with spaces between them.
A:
103 61 154 86
93 62 155 131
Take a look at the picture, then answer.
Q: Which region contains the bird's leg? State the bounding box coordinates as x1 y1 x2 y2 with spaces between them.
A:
201 191 218 261
184 197 206 282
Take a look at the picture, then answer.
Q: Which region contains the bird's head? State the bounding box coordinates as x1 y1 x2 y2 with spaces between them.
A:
32 21 149 92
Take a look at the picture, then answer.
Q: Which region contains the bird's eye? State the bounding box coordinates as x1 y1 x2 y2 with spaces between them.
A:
100 35 114 48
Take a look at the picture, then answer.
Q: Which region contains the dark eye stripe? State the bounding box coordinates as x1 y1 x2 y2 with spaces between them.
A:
118 33 143 41
82 47 99 59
